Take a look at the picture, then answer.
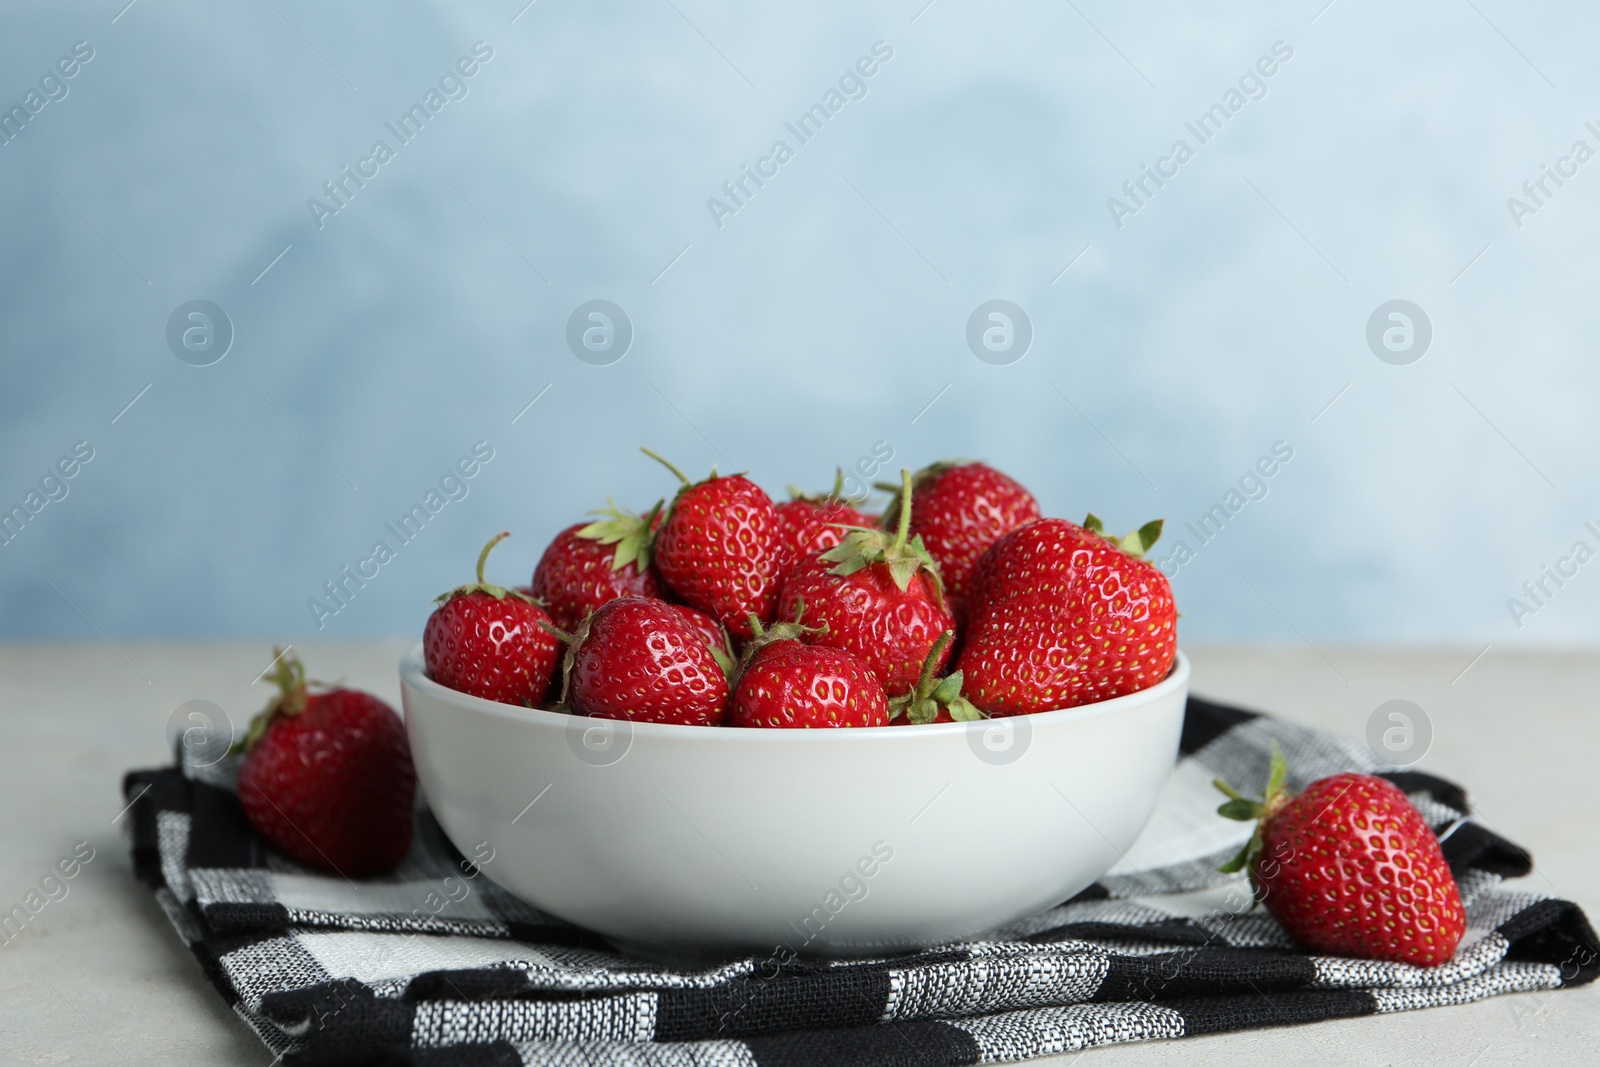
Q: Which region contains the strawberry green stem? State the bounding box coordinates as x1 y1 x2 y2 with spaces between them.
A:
914 630 954 700
821 472 943 599
1213 740 1290 883
232 648 310 754
477 531 510 585
435 533 530 605
891 468 913 555
640 447 691 486
539 620 575 644
790 469 852 505
266 646 305 701
890 629 981 723
738 603 825 673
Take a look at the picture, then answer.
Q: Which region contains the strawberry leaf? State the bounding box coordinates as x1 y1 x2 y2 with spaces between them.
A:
930 671 963 704
577 498 660 574
552 612 595 708
945 696 983 722
819 547 872 577
1134 519 1164 552
887 631 982 725
230 648 311 755
1218 835 1255 874
818 536 871 572
821 472 947 605
1217 798 1265 821
737 605 826 677
1085 514 1166 558
1264 740 1288 804
1211 741 1297 896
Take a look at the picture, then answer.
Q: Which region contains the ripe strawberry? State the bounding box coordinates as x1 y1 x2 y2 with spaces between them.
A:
890 631 985 725
235 651 415 876
644 449 784 640
559 596 730 726
957 514 1175 715
730 617 889 728
777 470 953 696
667 603 736 678
883 462 1040 614
531 501 664 632
425 532 561 707
774 471 874 577
1214 745 1466 967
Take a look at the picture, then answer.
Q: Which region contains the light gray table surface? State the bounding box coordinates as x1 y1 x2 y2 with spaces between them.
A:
1 642 1596 1066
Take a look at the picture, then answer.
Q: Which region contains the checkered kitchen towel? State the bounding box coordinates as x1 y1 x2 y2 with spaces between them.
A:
122 696 1598 1066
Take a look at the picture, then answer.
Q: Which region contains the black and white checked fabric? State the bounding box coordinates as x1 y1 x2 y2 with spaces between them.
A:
122 696 1598 1066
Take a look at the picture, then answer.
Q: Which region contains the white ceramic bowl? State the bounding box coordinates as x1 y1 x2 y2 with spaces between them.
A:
399 645 1189 957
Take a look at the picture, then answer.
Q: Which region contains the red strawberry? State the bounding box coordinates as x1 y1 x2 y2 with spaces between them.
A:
774 471 874 577
957 514 1175 715
884 461 1040 614
890 631 985 725
730 618 889 728
777 470 954 696
667 603 736 677
235 652 415 876
531 502 664 632
1214 745 1466 967
425 532 561 707
644 449 784 640
559 596 730 726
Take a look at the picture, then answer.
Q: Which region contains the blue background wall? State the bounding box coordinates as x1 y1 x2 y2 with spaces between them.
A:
2 1 1595 644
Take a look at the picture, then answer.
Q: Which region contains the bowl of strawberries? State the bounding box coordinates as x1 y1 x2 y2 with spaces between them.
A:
400 454 1186 956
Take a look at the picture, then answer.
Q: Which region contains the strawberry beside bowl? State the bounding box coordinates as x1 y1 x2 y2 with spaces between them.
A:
399 644 1190 957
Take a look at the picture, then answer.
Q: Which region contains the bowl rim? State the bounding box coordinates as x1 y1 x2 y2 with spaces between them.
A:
400 643 1189 741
